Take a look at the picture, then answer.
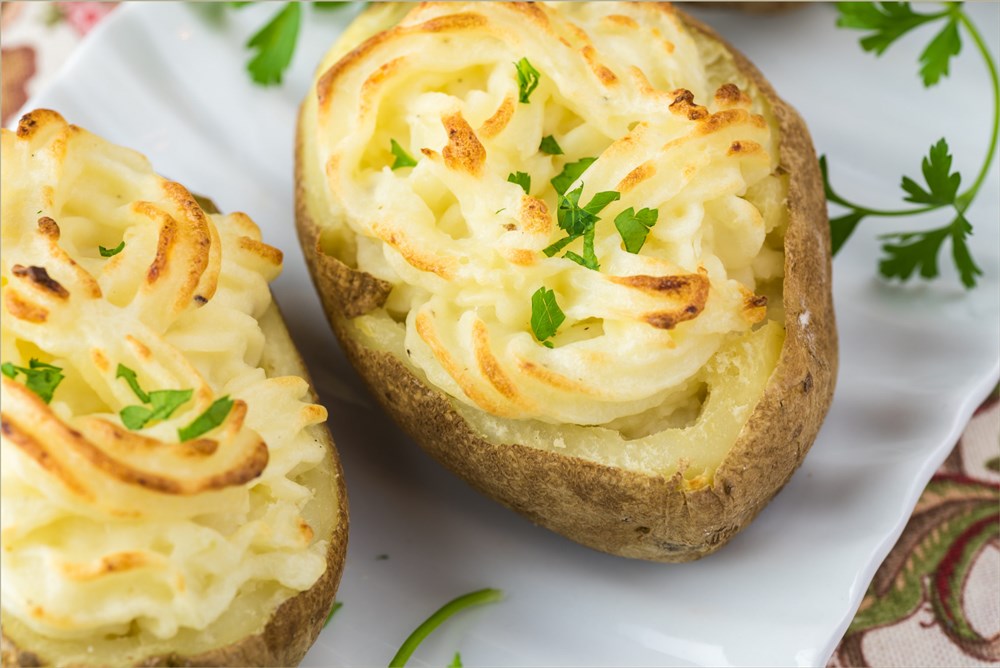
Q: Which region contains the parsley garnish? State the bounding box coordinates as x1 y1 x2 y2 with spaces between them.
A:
388 588 503 668
530 286 566 344
323 601 343 628
507 171 531 194
1 359 64 404
550 157 596 195
99 241 125 257
514 58 541 103
116 363 150 403
120 390 194 430
539 135 563 155
390 139 418 170
614 207 659 254
824 2 996 289
178 396 234 441
543 185 620 270
116 364 193 430
245 2 301 85
901 138 962 205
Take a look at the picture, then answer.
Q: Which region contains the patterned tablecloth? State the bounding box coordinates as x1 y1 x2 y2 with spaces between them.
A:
2 3 998 666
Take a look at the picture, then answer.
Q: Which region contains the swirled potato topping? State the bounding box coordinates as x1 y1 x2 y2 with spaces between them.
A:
1 111 328 640
307 2 787 428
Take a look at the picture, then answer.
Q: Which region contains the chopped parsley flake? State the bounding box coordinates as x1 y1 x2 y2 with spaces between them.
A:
1 359 63 404
514 57 541 103
614 207 659 253
530 286 565 343
99 241 125 257
178 395 234 441
539 135 563 155
390 139 418 170
507 171 531 194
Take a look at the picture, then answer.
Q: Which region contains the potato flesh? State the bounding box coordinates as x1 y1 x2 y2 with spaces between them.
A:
308 2 788 430
302 2 790 482
1 113 336 656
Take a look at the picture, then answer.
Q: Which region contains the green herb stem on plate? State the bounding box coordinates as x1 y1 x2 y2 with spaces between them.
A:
388 588 503 668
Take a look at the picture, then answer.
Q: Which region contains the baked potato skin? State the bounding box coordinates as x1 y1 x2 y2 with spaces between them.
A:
296 6 835 562
0 305 349 668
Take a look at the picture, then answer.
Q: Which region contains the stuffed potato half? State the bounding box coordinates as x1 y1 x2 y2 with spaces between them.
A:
1 110 347 666
297 2 835 561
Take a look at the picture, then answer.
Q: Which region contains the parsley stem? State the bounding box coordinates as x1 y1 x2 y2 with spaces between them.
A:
824 180 940 217
954 9 999 213
388 588 503 667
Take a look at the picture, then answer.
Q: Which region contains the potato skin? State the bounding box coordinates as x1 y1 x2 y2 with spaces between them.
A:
296 6 836 562
1 305 349 667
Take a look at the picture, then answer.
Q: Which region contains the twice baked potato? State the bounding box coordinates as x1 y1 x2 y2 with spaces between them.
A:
1 110 347 666
297 2 835 562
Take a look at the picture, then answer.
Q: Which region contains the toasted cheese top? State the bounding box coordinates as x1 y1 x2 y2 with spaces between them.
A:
305 1 787 427
0 110 328 639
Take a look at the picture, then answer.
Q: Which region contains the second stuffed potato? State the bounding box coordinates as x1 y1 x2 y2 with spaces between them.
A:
297 1 835 562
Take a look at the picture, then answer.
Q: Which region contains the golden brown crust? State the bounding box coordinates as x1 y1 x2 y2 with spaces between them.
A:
1 303 349 667
296 3 835 562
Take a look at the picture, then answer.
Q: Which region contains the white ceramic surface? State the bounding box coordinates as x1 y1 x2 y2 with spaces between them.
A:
16 3 999 666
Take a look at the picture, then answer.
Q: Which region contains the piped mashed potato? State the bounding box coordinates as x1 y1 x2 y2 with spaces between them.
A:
302 2 788 481
1 111 328 641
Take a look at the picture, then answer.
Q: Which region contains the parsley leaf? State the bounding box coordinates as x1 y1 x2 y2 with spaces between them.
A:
530 287 565 343
614 207 659 253
901 138 961 205
99 241 125 257
390 139 418 170
313 1 350 10
835 2 943 56
514 58 541 104
539 135 563 155
919 17 962 86
543 185 620 269
324 601 344 628
178 396 234 441
245 2 301 85
507 171 531 194
830 211 867 256
2 359 64 404
116 363 150 403
879 213 982 288
120 389 194 430
550 157 596 195
116 363 193 430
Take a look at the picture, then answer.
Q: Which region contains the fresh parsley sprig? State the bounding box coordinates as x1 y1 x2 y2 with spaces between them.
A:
388 588 503 667
544 184 620 271
234 2 353 86
2 359 64 404
244 2 301 85
824 2 997 289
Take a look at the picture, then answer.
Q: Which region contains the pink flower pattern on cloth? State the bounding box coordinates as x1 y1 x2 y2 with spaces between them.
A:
55 1 116 35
